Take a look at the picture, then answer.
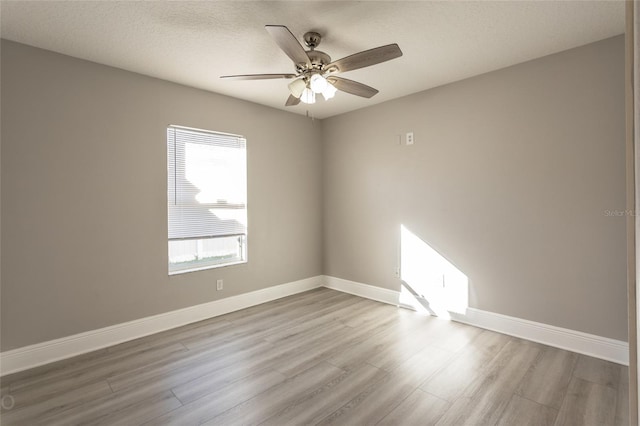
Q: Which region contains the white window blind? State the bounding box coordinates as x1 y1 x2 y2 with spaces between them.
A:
167 126 247 273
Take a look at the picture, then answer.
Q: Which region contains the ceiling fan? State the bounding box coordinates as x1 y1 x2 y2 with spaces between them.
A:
221 25 403 106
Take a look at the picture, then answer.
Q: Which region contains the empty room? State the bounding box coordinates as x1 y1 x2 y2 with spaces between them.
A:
1 1 639 425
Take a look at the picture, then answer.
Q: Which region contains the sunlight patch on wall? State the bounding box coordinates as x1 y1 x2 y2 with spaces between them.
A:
399 225 469 319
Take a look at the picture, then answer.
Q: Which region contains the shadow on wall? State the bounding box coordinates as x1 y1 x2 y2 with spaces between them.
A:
399 225 469 319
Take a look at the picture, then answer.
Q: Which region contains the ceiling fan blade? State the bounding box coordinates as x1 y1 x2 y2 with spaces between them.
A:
327 44 402 74
327 77 379 98
220 73 296 80
265 25 310 67
285 94 301 106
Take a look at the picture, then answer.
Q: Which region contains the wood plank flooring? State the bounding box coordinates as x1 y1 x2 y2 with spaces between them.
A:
0 288 629 425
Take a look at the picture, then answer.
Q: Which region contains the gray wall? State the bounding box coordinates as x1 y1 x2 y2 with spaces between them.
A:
0 35 628 351
322 35 627 341
0 40 323 351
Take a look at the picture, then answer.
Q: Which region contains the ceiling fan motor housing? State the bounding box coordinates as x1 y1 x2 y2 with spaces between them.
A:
307 50 331 69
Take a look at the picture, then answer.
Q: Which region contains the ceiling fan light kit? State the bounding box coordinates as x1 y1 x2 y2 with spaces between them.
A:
289 72 335 104
221 25 403 107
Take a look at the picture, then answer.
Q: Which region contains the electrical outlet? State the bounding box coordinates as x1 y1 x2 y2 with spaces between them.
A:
406 132 414 145
216 279 223 291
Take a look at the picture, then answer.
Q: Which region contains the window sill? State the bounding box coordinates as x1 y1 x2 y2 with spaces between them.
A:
168 260 247 276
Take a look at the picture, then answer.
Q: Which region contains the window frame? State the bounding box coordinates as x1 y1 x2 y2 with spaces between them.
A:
167 125 248 275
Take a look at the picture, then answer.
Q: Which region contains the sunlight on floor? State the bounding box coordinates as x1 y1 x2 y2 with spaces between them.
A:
399 225 469 319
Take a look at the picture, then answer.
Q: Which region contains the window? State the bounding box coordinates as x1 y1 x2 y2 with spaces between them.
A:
167 125 247 274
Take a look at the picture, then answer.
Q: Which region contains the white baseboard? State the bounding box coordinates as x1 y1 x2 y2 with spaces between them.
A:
323 275 400 305
322 276 629 366
1 274 628 376
448 308 629 366
0 275 324 376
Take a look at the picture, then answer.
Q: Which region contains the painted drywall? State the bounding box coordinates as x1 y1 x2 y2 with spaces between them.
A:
0 40 323 351
0 34 628 351
322 35 627 341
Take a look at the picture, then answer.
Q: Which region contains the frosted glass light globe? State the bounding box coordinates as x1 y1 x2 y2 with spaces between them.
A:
322 82 337 100
288 78 306 98
309 74 329 94
300 87 316 104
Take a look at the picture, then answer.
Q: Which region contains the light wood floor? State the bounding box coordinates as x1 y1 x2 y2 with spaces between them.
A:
0 288 629 425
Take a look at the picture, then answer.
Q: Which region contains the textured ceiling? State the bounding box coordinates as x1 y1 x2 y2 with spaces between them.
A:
0 1 625 119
